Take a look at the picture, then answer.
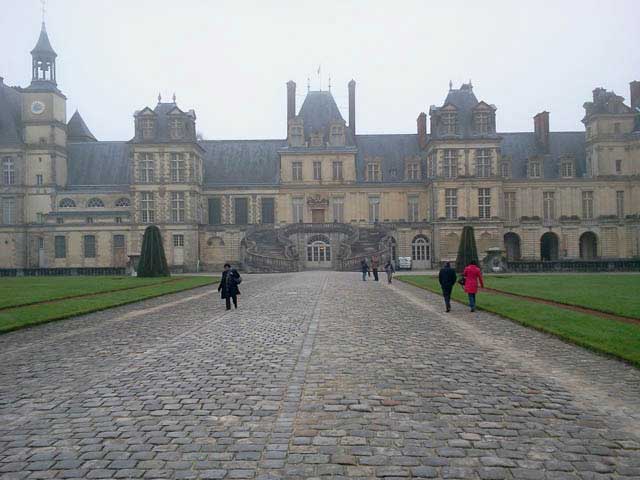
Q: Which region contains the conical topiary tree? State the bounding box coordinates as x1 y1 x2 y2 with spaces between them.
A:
137 225 170 277
455 225 479 273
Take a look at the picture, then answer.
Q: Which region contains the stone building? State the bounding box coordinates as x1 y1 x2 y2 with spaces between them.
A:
1 22 639 272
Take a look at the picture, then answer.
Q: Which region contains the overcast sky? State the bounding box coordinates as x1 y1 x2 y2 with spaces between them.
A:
1 0 638 141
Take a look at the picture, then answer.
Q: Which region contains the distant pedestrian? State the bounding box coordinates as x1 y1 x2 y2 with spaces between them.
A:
371 256 380 281
438 261 457 312
360 258 369 281
462 261 484 312
384 259 395 284
218 263 241 310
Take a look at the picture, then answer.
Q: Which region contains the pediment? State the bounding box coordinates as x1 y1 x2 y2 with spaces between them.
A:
473 101 496 111
137 107 157 116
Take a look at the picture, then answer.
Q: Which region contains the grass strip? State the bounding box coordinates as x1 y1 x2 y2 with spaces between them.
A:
397 275 640 367
0 276 218 334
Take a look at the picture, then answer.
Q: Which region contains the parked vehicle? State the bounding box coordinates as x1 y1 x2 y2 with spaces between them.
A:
397 256 412 270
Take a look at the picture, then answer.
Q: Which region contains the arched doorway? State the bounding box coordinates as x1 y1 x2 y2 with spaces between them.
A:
306 234 331 268
540 232 559 261
411 235 431 269
504 232 521 261
579 232 598 259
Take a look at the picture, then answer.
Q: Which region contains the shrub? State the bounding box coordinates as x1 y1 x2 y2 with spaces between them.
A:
455 225 479 273
137 225 170 277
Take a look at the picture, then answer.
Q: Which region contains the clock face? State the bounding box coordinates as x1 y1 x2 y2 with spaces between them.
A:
31 101 46 115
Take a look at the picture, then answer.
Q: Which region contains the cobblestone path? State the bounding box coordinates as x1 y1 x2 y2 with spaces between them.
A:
1 272 639 480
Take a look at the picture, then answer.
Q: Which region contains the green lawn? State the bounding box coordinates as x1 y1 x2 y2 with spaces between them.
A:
397 275 640 367
0 276 218 334
485 274 640 319
0 276 178 309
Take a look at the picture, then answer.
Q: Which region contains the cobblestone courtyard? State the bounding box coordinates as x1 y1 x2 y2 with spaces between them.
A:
1 272 640 480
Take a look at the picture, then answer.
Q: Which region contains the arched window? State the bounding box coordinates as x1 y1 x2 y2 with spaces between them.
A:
411 236 430 261
115 197 131 207
87 198 105 208
59 198 76 208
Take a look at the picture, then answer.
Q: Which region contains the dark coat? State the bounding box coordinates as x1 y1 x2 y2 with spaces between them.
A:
438 265 457 292
218 269 241 299
360 260 369 273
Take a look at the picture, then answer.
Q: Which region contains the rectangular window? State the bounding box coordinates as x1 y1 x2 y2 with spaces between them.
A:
36 174 43 186
582 191 594 219
234 197 248 225
170 153 186 182
169 118 185 139
171 191 185 222
115 217 122 224
292 162 303 181
113 234 125 248
407 196 419 222
141 118 154 139
54 235 66 258
2 157 15 185
313 161 322 180
332 197 344 223
332 161 343 181
56 217 64 224
443 150 458 179
475 112 490 134
139 153 154 183
407 163 420 180
173 234 185 247
1 197 16 225
616 191 624 218
368 196 380 223
84 235 96 258
615 159 622 174
292 197 304 223
140 192 155 223
261 197 275 224
475 149 491 177
208 197 222 225
543 191 555 221
500 162 510 178
529 161 541 178
86 217 94 224
561 162 574 177
366 163 381 182
478 188 491 219
503 192 516 221
445 189 457 220
442 112 457 134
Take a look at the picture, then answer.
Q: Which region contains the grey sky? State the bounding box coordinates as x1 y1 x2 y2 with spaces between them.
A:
1 0 638 141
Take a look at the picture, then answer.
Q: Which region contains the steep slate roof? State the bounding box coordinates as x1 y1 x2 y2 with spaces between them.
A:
31 23 57 56
201 139 284 186
0 82 23 145
67 110 97 142
67 142 131 186
297 91 355 146
500 131 586 179
355 134 424 183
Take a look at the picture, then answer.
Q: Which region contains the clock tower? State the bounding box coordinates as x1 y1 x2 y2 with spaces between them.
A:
22 20 67 226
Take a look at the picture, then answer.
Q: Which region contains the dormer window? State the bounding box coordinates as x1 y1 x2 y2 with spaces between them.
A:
288 124 304 147
310 132 323 147
561 161 574 178
500 162 511 178
442 112 457 135
170 118 185 139
291 126 303 136
141 118 155 139
407 162 420 180
330 125 343 135
366 162 381 182
529 161 541 178
475 112 491 134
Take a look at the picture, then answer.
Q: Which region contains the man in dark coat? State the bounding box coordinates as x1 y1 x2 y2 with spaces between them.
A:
438 261 457 312
218 263 241 310
360 258 369 281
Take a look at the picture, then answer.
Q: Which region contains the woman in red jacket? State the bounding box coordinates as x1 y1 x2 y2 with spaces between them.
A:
462 261 484 312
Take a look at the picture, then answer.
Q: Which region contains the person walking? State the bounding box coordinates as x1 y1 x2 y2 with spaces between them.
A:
438 261 457 312
218 263 241 310
462 261 483 312
371 256 380 281
360 258 369 281
384 259 395 284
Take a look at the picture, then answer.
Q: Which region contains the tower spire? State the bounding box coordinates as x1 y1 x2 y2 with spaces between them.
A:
30 4 58 89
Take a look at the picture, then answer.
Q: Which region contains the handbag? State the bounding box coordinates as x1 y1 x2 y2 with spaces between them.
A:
458 275 465 286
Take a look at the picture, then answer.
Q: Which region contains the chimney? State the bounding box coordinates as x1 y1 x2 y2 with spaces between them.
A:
348 79 356 136
534 111 550 153
630 81 640 110
286 81 296 129
417 112 427 149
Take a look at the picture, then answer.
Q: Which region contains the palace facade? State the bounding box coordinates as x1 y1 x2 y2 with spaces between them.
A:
1 23 640 272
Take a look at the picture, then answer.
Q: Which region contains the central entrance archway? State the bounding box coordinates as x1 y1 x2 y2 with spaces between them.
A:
579 232 598 259
540 232 559 261
306 234 332 269
504 232 521 261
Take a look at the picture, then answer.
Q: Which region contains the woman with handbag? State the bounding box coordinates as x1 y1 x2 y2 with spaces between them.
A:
218 263 241 310
462 261 483 312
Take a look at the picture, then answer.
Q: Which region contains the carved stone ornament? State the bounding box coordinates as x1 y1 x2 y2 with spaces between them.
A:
306 194 329 208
